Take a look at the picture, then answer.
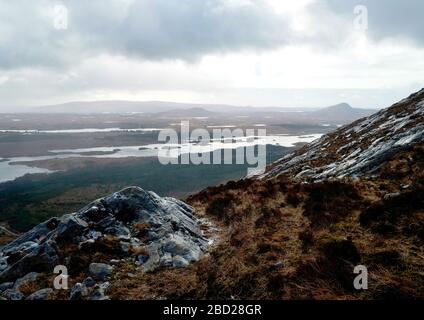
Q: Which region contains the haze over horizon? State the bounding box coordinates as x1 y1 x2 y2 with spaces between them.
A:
7 98 379 113
0 0 423 111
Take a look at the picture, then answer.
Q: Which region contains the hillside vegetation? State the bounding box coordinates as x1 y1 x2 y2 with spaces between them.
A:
109 144 423 299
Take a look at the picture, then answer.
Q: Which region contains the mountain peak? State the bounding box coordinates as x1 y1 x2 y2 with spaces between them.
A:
310 102 374 122
329 102 352 109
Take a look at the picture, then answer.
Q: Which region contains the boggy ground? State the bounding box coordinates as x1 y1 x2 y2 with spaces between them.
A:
108 145 424 300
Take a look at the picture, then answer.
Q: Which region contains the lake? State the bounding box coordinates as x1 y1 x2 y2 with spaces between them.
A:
0 133 322 183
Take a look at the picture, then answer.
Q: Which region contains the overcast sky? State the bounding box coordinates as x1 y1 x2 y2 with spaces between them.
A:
0 0 423 110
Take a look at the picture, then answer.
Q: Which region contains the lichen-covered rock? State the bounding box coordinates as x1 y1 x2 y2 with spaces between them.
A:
55 215 89 243
0 186 210 286
26 288 53 300
70 283 88 300
0 242 58 282
89 263 113 281
143 233 203 272
1 289 24 300
82 277 96 288
90 282 111 300
0 256 7 272
0 282 13 292
1 218 59 255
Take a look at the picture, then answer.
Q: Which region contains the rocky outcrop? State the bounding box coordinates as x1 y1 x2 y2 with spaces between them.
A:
260 88 424 180
0 187 209 300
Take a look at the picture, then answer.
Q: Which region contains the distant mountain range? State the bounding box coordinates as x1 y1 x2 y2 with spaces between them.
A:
9 100 377 125
155 107 217 117
15 100 375 116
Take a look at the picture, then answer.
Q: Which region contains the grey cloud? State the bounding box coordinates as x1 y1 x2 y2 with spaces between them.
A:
0 1 87 69
110 0 289 60
323 0 424 43
2 0 423 71
0 0 290 69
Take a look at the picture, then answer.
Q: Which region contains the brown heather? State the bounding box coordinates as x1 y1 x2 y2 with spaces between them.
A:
106 144 423 300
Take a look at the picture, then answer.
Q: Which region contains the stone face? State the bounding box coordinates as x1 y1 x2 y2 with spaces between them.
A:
384 192 401 200
0 242 58 282
70 283 88 300
55 215 89 242
3 242 39 257
172 255 189 268
1 218 59 255
89 263 114 281
79 206 111 223
1 289 24 300
26 288 53 300
104 224 130 238
90 282 111 300
86 230 102 241
13 272 39 291
0 282 13 292
136 255 149 265
119 241 131 253
0 256 7 272
142 233 204 272
82 277 96 288
0 186 210 286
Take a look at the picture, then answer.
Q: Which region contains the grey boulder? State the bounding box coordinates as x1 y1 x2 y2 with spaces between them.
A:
90 282 111 300
0 282 13 292
1 289 24 300
0 256 7 272
70 283 88 300
26 288 53 300
89 263 114 281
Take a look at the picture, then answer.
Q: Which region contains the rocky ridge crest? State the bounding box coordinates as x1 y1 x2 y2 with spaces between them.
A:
261 89 424 180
